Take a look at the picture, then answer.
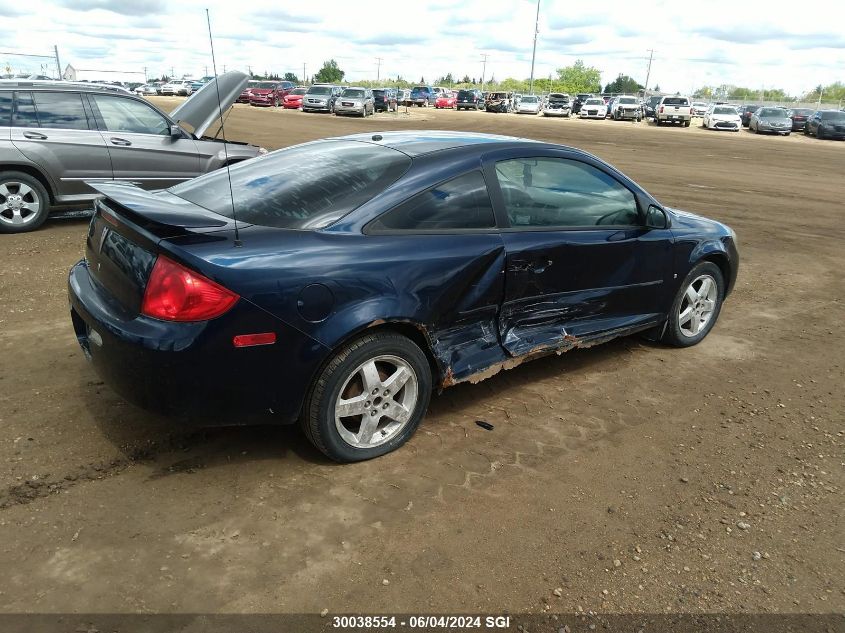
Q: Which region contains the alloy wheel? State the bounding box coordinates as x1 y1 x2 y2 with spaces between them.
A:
678 274 718 338
0 181 41 227
334 355 419 449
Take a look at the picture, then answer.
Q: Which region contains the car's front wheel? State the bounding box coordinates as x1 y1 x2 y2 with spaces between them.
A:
662 262 725 347
0 172 50 233
301 332 432 462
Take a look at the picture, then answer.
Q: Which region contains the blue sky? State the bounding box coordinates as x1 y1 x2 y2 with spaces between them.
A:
2 0 843 95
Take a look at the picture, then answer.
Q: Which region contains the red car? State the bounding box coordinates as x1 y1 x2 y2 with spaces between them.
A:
236 80 261 104
249 81 295 107
283 87 308 109
435 92 456 109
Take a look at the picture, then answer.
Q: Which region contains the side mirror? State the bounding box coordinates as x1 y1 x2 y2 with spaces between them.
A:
645 205 669 229
170 124 183 139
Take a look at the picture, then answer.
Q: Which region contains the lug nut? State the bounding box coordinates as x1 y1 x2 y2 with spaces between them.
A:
372 389 379 395
382 403 389 409
370 410 377 416
365 401 371 407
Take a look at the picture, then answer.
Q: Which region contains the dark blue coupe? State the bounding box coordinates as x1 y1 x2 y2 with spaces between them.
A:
68 131 739 462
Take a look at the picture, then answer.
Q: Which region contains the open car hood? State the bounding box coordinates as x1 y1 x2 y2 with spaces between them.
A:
169 71 248 138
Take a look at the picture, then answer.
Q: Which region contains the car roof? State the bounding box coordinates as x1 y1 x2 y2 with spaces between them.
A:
0 80 131 94
335 130 551 157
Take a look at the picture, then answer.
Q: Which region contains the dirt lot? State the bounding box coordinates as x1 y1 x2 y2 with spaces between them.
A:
0 100 842 621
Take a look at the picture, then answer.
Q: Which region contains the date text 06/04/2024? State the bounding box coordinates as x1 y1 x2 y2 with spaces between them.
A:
331 615 512 629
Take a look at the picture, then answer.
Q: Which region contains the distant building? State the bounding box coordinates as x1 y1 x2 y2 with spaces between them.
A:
63 64 145 85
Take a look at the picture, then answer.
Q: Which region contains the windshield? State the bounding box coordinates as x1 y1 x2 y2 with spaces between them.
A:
619 97 637 104
714 107 736 115
373 90 384 97
549 94 568 100
169 141 412 230
341 89 365 98
308 86 332 95
820 110 845 121
790 108 812 116
290 88 307 96
411 87 428 94
663 97 689 105
521 96 538 103
585 99 604 105
760 108 787 117
256 82 276 89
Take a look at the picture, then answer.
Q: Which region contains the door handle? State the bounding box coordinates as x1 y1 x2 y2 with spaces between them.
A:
23 131 47 140
110 137 132 146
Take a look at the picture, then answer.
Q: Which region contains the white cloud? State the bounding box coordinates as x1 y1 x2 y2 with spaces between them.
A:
2 0 843 95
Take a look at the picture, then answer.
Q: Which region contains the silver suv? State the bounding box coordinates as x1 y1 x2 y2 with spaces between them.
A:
301 84 343 113
0 72 263 233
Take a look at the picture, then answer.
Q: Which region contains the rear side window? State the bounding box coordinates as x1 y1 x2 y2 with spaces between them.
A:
31 92 90 130
369 171 495 232
12 92 39 127
169 140 412 230
0 92 11 126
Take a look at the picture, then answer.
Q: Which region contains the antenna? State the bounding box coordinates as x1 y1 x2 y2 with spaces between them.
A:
205 8 242 247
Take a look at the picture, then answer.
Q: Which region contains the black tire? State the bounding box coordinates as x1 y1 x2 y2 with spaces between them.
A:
683 120 690 127
0 171 51 233
661 262 725 348
655 118 661 126
817 127 825 140
301 332 432 462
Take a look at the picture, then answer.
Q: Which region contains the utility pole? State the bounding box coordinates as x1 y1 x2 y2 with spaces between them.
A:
375 57 383 82
528 0 540 95
54 45 61 79
644 49 654 95
480 53 489 93
303 62 306 84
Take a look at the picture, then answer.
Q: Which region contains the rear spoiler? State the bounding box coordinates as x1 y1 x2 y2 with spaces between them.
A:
86 181 229 233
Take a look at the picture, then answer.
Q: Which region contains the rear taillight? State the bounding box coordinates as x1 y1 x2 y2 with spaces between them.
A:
142 256 239 322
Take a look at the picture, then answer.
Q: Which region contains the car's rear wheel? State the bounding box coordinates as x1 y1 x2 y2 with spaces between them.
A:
301 332 432 462
662 262 725 347
0 172 50 233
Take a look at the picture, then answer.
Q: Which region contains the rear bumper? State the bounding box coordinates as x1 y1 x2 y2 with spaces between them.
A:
68 260 330 423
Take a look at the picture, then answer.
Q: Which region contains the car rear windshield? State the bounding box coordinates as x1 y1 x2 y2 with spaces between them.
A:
342 89 365 97
373 90 384 97
549 94 568 100
290 88 307 95
457 90 476 98
759 108 786 117
662 97 689 105
308 86 332 95
619 97 637 104
521 96 538 103
168 141 412 230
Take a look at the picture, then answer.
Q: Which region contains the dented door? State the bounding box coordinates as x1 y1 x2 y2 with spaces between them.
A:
486 152 673 357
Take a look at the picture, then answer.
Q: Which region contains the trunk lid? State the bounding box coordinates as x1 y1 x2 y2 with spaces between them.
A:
84 182 234 316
